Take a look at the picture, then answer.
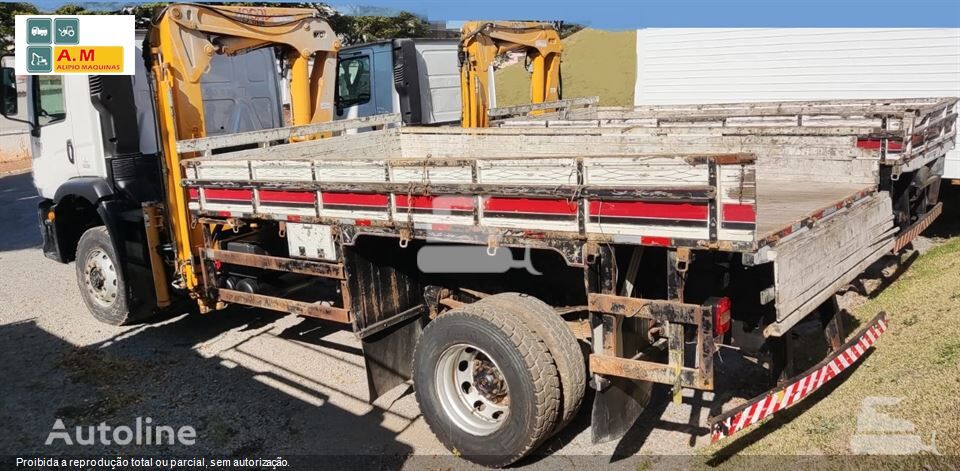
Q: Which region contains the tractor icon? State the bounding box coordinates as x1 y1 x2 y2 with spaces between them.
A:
58 25 75 38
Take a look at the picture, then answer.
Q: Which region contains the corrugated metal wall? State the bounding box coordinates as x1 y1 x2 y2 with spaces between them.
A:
633 28 960 177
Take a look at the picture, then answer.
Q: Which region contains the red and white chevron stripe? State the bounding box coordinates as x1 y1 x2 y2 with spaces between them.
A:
893 202 942 253
710 313 889 443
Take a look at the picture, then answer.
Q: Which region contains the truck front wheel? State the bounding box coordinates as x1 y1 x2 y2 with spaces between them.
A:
75 226 132 325
414 302 560 467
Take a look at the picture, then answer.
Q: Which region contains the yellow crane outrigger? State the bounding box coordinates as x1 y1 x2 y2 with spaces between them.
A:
148 4 340 307
459 21 564 128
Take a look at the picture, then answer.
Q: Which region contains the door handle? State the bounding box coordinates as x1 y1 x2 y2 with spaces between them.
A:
66 139 75 164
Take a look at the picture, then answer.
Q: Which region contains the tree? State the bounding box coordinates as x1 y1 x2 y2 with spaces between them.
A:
0 2 38 51
324 10 432 45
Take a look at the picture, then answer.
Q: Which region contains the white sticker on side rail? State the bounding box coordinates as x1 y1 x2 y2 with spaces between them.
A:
286 223 337 261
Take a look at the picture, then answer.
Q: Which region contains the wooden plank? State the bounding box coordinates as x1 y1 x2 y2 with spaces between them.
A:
190 129 400 162
176 114 401 153
591 97 957 119
771 193 895 326
754 181 875 238
488 96 599 118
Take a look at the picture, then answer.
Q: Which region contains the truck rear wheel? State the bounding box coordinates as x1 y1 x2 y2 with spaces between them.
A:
75 226 134 326
413 302 560 467
484 292 587 434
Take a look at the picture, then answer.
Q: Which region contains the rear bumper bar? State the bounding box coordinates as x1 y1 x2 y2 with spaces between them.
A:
709 312 889 443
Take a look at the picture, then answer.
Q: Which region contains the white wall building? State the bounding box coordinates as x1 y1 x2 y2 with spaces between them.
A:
633 28 960 179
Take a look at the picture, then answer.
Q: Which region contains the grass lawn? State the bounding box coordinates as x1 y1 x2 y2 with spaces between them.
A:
494 28 636 108
702 237 960 464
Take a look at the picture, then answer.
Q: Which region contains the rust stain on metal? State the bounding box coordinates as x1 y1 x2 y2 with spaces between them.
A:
205 249 345 279
218 289 350 323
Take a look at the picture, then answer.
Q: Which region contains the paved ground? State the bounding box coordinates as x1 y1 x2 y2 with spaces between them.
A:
0 171 947 469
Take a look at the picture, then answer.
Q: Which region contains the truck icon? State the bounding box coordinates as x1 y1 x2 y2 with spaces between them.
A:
31 26 48 37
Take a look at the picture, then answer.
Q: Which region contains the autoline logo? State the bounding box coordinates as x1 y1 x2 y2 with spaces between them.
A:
45 417 196 446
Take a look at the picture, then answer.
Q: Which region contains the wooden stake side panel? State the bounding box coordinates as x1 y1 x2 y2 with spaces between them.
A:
400 132 879 184
772 193 894 324
184 152 755 250
496 97 959 174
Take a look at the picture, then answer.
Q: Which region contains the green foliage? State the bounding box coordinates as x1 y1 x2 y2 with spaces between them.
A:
325 10 431 46
1 2 39 50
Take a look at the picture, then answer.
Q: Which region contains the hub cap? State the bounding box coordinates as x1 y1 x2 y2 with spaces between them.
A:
435 344 510 436
83 248 118 307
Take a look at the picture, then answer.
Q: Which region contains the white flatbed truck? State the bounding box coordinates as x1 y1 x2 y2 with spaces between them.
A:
2 5 957 466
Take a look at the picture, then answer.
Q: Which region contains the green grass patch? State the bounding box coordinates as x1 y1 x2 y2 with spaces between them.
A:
702 237 960 462
494 29 636 108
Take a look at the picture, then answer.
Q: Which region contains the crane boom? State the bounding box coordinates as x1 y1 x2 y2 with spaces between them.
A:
459 21 563 127
148 4 340 302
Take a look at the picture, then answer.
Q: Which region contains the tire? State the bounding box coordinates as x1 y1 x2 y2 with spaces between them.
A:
75 226 136 326
483 292 587 435
413 303 560 467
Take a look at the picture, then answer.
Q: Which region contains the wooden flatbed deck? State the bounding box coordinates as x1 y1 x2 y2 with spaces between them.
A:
755 180 874 241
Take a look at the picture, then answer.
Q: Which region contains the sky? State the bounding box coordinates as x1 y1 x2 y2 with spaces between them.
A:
23 0 960 30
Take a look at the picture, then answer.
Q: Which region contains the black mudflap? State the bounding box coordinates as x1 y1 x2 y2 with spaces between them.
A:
343 237 425 401
591 376 653 443
361 313 424 401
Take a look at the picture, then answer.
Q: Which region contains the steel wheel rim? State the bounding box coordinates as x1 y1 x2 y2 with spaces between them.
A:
435 343 510 436
83 248 118 308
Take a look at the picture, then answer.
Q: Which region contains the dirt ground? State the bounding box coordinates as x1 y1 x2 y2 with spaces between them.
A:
0 158 30 176
0 171 957 469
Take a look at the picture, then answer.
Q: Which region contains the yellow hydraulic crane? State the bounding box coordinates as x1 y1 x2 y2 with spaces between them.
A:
459 21 564 128
148 4 340 304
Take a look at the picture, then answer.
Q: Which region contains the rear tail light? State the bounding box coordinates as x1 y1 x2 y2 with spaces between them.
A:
714 297 732 336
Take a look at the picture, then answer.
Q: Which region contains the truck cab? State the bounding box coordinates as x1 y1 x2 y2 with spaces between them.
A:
335 38 460 125
1 41 282 322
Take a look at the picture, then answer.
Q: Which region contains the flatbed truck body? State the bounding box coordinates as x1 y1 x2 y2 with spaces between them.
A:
5 5 956 464
172 98 954 460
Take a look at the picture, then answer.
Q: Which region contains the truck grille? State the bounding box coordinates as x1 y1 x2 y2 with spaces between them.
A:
88 75 103 95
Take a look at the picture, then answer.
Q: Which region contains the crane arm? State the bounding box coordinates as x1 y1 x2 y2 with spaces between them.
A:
148 4 340 300
459 21 563 127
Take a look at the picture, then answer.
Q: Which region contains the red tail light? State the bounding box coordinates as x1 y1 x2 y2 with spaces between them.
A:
714 297 732 336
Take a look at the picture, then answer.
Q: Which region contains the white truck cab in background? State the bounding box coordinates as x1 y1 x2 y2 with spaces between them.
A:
334 38 461 125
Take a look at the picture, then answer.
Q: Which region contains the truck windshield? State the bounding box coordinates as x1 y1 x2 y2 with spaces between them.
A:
336 55 371 108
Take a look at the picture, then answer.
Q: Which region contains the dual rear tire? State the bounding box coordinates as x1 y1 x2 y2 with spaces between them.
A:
413 293 586 467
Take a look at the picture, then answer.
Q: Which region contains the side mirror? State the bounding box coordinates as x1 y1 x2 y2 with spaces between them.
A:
0 66 16 117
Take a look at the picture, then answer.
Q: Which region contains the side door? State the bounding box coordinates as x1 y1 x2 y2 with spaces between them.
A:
335 47 376 120
27 75 77 199
68 77 105 178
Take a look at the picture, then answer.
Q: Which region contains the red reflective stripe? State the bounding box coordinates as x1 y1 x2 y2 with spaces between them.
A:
641 236 671 247
722 203 756 223
286 215 302 222
856 139 903 151
188 188 199 200
321 192 388 207
589 200 708 220
396 195 475 211
259 190 316 204
484 197 577 215
205 189 252 202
